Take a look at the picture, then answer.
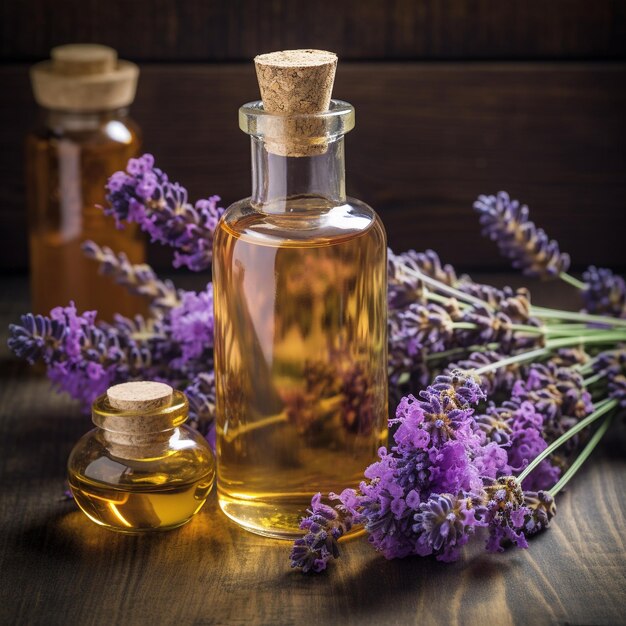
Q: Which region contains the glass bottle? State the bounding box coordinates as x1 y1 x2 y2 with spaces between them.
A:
213 51 388 539
27 44 145 320
68 382 216 533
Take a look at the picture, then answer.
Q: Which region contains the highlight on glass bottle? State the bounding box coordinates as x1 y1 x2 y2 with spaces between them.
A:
27 44 145 321
213 50 388 539
67 381 216 533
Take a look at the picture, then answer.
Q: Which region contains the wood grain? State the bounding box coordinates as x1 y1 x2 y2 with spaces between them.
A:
2 0 625 61
0 62 625 272
0 277 625 626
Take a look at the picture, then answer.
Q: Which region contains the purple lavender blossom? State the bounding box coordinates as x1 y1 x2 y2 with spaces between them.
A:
448 350 522 396
412 492 483 562
483 476 530 552
523 491 557 537
289 493 353 573
9 303 151 408
104 154 225 271
388 249 459 289
474 191 570 279
594 348 626 407
82 241 181 313
184 371 216 446
351 371 487 562
168 285 214 370
581 266 626 318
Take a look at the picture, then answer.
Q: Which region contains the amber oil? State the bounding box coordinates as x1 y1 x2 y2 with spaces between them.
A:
213 88 388 539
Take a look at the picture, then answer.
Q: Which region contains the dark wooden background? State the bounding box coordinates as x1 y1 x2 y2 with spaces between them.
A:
1 0 626 273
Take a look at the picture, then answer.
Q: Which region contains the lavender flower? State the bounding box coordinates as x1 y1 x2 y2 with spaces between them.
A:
8 303 152 407
389 249 460 289
184 371 216 444
342 371 486 562
167 285 214 373
82 241 181 313
289 493 353 573
104 154 224 271
581 266 626 318
448 350 522 396
412 492 483 562
523 491 556 537
474 191 570 279
483 476 530 552
513 363 593 443
594 348 626 407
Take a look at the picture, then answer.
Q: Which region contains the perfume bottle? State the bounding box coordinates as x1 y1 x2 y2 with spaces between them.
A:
27 44 145 320
67 381 215 533
213 50 388 539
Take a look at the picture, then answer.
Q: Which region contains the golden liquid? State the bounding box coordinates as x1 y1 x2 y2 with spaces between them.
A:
25 115 146 320
213 201 388 538
68 472 214 533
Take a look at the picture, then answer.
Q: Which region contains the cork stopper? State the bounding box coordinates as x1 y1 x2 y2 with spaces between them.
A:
51 44 117 76
93 382 186 459
30 44 139 112
107 381 173 412
254 49 338 157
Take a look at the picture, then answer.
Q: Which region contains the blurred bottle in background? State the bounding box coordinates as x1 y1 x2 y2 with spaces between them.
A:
27 44 145 320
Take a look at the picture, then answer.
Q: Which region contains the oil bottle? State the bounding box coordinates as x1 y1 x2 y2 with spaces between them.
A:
213 50 388 539
27 44 145 320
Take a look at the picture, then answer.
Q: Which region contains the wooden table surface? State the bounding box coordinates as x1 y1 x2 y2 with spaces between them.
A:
1 276 625 626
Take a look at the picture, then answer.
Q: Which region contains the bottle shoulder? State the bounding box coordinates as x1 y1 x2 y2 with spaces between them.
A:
216 197 387 249
67 426 214 488
27 114 141 148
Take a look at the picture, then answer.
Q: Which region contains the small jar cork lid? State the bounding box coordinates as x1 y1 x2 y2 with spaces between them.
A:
30 44 139 112
93 381 188 459
253 49 338 157
107 381 174 412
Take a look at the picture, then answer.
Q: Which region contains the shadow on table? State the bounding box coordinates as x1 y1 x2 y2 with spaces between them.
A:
10 506 209 566
281 537 512 620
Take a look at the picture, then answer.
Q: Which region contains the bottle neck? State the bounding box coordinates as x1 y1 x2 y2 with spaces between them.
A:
251 135 346 212
42 107 130 132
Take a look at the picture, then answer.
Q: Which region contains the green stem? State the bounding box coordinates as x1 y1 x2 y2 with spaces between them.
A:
582 372 604 387
424 343 500 363
544 327 607 337
559 272 587 290
516 399 617 485
450 321 545 335
425 290 468 308
474 333 626 376
549 413 614 497
393 260 493 310
531 306 626 328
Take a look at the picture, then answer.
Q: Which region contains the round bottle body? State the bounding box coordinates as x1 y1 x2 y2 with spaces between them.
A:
213 197 388 538
25 108 145 320
67 424 215 533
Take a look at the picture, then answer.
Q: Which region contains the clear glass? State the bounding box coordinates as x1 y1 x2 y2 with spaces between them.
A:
213 100 388 539
67 391 216 533
25 107 146 320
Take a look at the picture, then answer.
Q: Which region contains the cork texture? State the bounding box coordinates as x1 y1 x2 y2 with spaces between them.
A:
99 381 179 459
107 381 173 412
254 49 337 157
51 44 117 76
30 44 138 111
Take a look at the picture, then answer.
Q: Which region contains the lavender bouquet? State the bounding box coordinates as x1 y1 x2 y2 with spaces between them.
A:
8 154 626 571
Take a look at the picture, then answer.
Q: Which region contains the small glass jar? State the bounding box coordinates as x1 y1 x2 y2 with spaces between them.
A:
68 382 215 533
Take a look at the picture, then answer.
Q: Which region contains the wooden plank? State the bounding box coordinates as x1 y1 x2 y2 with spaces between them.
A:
0 62 625 272
1 0 625 62
1 277 625 626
